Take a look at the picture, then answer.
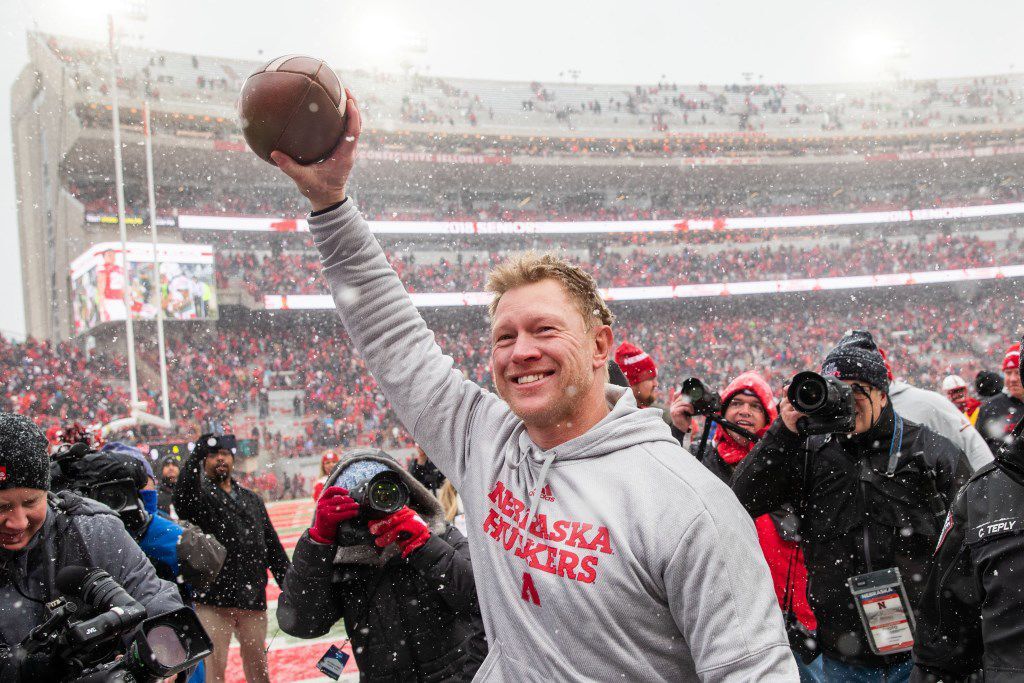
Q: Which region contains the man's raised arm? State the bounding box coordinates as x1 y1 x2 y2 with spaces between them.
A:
271 92 506 487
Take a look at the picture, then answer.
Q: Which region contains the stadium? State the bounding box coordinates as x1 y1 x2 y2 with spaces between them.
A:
7 24 1024 681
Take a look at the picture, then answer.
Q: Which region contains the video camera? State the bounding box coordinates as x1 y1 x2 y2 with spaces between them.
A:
21 566 211 682
787 371 857 436
324 458 411 546
50 447 149 536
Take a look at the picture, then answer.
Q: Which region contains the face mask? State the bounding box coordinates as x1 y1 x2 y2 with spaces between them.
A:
140 489 159 515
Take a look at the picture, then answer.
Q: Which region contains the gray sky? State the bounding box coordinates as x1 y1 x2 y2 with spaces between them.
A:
4 0 1024 337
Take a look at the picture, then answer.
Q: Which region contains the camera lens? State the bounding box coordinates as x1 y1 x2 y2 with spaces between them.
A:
368 479 404 513
146 624 188 668
683 378 704 401
794 376 827 412
94 486 129 511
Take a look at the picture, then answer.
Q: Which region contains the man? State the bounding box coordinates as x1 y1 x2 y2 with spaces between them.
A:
732 331 971 683
173 433 290 683
910 421 1024 681
941 374 981 423
0 413 183 679
408 444 446 493
614 341 658 407
976 343 1023 452
157 455 180 516
271 95 795 680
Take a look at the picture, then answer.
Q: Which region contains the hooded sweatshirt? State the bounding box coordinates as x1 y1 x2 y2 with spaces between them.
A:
308 201 795 682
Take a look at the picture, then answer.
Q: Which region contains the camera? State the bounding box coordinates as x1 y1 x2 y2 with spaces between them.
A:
679 377 722 416
787 371 856 436
349 470 409 519
332 467 410 547
22 566 211 682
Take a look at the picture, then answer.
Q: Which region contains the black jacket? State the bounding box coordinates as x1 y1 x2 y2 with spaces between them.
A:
975 392 1024 453
172 452 290 610
278 527 487 682
911 438 1024 682
733 404 971 667
408 459 446 493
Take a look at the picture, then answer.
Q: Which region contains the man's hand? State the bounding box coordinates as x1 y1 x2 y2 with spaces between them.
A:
309 486 359 545
669 388 696 434
368 507 431 558
271 89 362 212
778 395 806 435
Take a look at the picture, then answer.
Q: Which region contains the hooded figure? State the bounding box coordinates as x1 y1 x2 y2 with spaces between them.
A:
277 448 487 682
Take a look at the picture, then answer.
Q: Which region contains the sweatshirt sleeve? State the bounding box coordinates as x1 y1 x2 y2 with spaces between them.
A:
309 201 509 489
663 506 797 681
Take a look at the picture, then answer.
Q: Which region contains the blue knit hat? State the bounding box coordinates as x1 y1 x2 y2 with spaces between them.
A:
336 460 390 491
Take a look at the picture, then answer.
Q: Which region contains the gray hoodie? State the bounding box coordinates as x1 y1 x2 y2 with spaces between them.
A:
889 380 993 472
310 201 796 682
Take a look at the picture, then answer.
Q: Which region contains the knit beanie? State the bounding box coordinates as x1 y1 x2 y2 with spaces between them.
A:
1003 343 1021 371
821 330 890 393
976 370 1004 398
0 413 51 491
614 342 657 386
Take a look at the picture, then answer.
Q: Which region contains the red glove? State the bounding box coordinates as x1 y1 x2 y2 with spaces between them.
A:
309 486 360 545
367 507 431 558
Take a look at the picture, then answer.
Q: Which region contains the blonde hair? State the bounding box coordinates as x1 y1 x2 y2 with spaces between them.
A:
486 252 614 329
438 480 460 524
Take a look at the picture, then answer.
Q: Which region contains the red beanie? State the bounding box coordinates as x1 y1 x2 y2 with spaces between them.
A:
1004 343 1021 371
615 342 657 386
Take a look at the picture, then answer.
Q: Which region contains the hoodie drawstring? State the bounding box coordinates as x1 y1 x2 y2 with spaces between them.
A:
522 449 558 541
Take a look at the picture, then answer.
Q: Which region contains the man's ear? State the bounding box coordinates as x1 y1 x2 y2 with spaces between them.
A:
592 325 614 369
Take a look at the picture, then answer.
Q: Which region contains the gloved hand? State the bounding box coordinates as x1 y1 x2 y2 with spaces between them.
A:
368 507 431 558
309 486 360 545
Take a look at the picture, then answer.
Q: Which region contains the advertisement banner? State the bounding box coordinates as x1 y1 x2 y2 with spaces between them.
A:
263 264 1024 309
70 242 218 335
178 200 1024 235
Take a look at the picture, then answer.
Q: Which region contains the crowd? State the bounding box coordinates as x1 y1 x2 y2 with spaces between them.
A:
70 171 1024 224
215 231 1022 296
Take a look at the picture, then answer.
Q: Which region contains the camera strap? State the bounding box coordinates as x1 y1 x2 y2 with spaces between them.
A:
884 415 904 478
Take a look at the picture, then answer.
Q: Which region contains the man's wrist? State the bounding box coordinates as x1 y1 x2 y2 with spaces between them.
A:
310 194 348 214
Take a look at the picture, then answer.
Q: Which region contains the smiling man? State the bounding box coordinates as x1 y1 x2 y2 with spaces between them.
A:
270 93 795 681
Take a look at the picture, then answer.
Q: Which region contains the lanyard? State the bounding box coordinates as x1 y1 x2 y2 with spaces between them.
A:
884 414 904 477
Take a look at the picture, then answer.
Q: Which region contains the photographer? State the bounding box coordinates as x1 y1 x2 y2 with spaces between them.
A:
277 448 487 681
173 434 290 683
733 331 972 683
0 412 183 681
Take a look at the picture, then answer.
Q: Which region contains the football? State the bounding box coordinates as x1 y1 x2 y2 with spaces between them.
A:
237 55 346 165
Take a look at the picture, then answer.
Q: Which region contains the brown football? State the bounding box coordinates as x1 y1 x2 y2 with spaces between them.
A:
237 55 346 166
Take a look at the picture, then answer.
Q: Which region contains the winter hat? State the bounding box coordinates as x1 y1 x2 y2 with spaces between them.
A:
717 372 778 466
821 330 890 393
941 375 968 393
101 441 154 481
0 413 51 491
336 460 391 491
614 342 657 386
1003 343 1021 371
976 370 1004 398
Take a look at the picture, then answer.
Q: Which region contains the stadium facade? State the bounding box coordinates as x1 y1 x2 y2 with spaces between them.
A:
11 30 1024 344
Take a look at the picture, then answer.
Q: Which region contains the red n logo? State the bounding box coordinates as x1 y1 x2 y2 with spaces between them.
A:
521 572 540 606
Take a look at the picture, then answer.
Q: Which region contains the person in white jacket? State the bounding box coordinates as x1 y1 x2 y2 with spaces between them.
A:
269 91 796 682
888 381 993 472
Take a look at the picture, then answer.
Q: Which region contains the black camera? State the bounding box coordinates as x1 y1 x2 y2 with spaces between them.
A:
349 471 409 519
23 566 211 682
680 377 722 416
787 371 856 436
336 470 410 547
